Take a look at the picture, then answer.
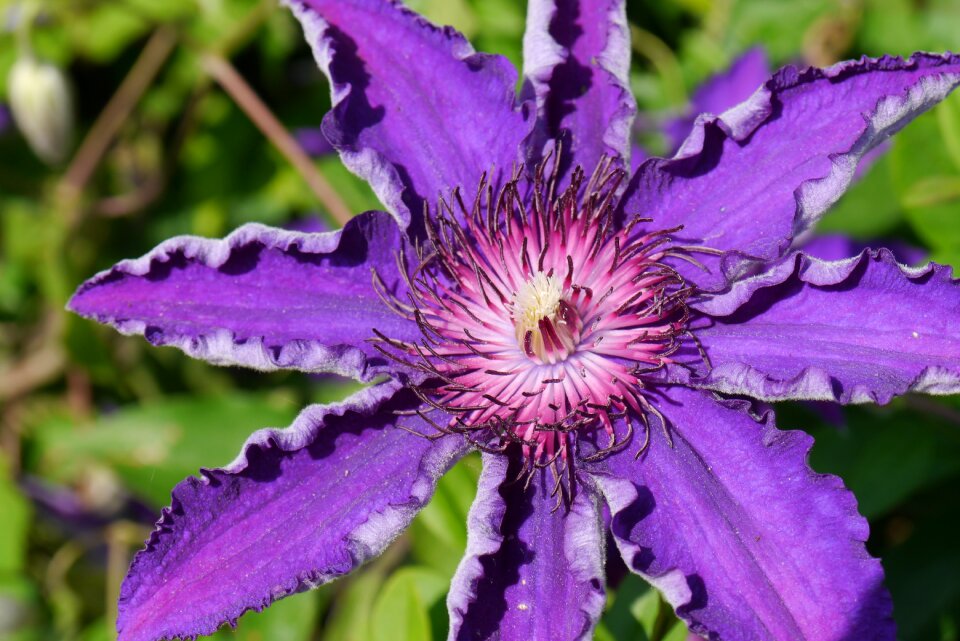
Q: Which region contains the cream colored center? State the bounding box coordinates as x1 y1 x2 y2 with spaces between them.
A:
513 272 564 338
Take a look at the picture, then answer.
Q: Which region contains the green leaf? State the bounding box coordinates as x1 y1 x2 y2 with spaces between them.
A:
122 0 195 22
880 478 960 641
79 619 112 641
892 94 960 251
901 176 960 209
0 458 31 575
817 155 903 238
316 156 383 218
630 588 662 638
31 392 300 506
211 589 326 641
370 567 448 641
937 91 960 173
726 0 835 61
407 0 478 38
593 622 617 641
601 573 655 641
67 4 150 63
860 0 960 54
929 247 960 270
661 619 691 641
322 570 385 641
793 402 960 519
409 454 480 574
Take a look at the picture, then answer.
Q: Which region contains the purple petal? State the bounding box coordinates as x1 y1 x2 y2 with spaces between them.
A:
664 47 770 153
447 453 606 641
626 52 960 291
798 232 926 265
629 142 648 174
117 381 469 641
68 212 418 381
294 126 335 157
587 386 893 641
523 0 634 171
284 0 533 230
688 249 960 403
284 214 330 234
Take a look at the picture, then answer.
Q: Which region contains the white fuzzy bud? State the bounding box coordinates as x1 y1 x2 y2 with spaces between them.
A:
8 56 74 164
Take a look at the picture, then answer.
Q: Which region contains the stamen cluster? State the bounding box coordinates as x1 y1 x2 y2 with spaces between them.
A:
373 155 692 485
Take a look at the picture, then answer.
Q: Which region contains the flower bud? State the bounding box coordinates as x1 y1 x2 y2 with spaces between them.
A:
7 56 74 164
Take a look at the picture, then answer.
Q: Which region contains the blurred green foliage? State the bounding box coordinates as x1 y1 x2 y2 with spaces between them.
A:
0 0 959 640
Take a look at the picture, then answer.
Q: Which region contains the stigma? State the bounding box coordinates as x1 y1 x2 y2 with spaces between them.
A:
512 273 581 363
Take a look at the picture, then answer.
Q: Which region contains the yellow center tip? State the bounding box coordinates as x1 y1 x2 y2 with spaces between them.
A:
513 272 563 336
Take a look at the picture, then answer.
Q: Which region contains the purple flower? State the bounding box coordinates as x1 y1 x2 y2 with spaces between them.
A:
67 1 960 640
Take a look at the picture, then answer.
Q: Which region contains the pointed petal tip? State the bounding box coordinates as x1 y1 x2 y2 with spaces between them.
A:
65 213 419 379
629 49 960 291
689 248 960 404
590 389 894 641
116 384 468 641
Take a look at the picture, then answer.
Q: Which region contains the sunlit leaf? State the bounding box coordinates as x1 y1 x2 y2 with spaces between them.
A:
31 392 300 506
212 589 326 641
322 570 385 641
370 567 448 641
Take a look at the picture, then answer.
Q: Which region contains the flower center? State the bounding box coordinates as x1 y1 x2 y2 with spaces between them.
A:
371 153 699 491
512 273 581 363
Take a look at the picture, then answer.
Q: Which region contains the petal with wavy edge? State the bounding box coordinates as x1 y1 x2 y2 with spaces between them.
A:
522 0 634 172
624 52 960 291
682 249 960 404
284 0 533 231
798 233 926 264
68 212 417 381
664 47 770 153
447 453 606 641
587 386 893 641
117 381 469 641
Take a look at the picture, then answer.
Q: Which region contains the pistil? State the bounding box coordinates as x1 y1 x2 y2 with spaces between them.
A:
512 273 582 363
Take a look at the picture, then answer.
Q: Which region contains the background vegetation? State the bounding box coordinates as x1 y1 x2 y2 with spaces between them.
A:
0 0 959 639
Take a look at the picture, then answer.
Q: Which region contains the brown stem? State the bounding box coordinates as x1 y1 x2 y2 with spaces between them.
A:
0 344 64 400
0 310 65 402
93 175 165 217
201 53 353 227
904 395 960 430
58 27 178 205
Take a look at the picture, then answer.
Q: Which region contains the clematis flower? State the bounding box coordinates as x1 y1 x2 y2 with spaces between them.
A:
67 1 960 640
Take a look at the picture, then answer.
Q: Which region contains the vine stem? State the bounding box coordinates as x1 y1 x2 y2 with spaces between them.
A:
201 53 353 227
58 26 178 205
